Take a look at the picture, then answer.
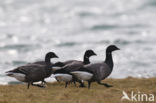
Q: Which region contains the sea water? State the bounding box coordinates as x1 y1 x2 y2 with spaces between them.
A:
0 0 156 84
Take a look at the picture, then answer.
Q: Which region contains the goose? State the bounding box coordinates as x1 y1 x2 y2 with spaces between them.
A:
46 50 96 75
52 50 96 87
71 45 120 89
6 52 58 89
53 49 96 67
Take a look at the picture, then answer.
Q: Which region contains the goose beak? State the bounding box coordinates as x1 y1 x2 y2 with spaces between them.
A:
92 51 97 56
55 55 59 58
5 72 13 76
94 53 97 56
117 48 120 50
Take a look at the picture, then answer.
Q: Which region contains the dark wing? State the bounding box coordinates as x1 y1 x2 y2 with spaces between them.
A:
53 60 80 67
63 60 79 65
27 61 53 67
6 64 49 82
63 61 83 72
7 66 30 75
25 65 47 82
78 67 94 74
7 64 44 75
54 68 70 74
31 61 45 65
53 61 65 67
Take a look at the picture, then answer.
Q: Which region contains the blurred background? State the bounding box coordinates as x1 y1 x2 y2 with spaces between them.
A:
0 0 156 84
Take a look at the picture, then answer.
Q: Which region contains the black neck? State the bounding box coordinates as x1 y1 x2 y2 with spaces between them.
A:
45 57 52 77
105 52 113 69
45 65 52 77
45 57 51 65
83 56 90 64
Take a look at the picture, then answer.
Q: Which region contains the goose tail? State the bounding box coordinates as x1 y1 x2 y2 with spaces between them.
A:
5 71 14 77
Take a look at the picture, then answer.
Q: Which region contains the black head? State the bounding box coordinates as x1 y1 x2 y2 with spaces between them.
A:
45 52 59 59
84 49 97 57
106 45 120 53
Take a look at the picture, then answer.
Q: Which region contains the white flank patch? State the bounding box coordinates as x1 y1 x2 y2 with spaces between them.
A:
52 67 62 71
70 71 93 81
6 72 26 82
54 74 72 82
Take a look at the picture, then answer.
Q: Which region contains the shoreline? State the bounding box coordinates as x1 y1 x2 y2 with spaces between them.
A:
0 77 156 103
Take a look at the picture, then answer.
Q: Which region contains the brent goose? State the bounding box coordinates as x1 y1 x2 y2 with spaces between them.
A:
53 49 96 67
71 45 120 89
6 52 58 89
58 49 97 72
52 50 96 87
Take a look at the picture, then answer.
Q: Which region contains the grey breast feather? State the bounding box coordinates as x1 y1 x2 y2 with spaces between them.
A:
84 62 112 81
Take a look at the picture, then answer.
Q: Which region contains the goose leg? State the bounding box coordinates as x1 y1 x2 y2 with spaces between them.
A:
79 82 85 87
27 82 30 89
88 81 91 89
69 81 72 84
42 80 47 84
65 82 68 88
56 78 60 83
72 75 85 87
42 80 47 85
77 79 85 87
73 81 76 87
97 81 113 88
41 80 47 88
31 83 45 88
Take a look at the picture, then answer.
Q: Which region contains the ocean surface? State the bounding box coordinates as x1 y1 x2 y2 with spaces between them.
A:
0 0 156 84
